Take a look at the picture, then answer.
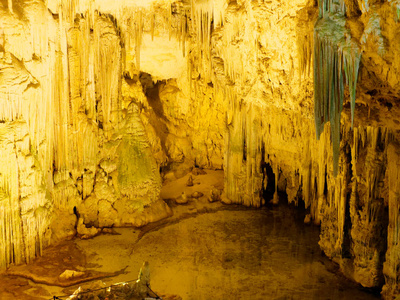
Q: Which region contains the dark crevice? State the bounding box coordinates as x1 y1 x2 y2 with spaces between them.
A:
243 137 247 161
323 166 328 197
342 191 353 259
138 72 170 161
342 144 353 259
73 206 80 219
296 191 306 211
261 161 275 203
139 72 167 122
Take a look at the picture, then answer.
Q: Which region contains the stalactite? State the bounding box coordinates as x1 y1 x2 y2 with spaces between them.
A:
22 201 50 264
0 191 24 269
0 0 135 269
297 30 313 78
213 0 226 27
296 6 317 79
191 0 226 82
313 28 344 176
135 9 143 71
8 0 12 13
151 13 155 41
94 14 121 137
225 87 267 207
168 3 172 41
314 13 361 176
188 55 192 99
177 11 182 45
1 17 53 269
318 0 346 18
224 96 339 212
0 121 51 269
83 17 96 120
342 44 361 128
390 0 400 21
60 0 81 23
182 14 187 57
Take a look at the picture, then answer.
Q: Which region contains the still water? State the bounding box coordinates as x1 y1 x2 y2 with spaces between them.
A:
0 201 380 300
130 204 380 300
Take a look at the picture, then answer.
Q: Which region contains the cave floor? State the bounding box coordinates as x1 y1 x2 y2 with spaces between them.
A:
0 170 379 300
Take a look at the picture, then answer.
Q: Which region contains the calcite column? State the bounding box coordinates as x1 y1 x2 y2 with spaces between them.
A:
349 127 388 288
382 143 400 299
224 95 263 207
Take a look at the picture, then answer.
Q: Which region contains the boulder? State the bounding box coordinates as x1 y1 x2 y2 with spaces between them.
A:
59 270 85 281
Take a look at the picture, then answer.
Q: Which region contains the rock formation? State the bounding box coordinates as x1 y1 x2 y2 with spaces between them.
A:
1 0 400 298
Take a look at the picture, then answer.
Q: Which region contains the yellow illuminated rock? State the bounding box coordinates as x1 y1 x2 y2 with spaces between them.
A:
0 0 400 298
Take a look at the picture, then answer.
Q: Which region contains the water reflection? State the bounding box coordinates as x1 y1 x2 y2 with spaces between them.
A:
134 204 380 300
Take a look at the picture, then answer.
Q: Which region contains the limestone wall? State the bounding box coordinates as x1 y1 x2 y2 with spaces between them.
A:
1 0 400 298
0 1 168 269
205 0 400 297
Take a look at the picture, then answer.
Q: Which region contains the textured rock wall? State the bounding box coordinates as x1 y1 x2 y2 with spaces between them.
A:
384 142 400 298
2 0 400 298
208 1 399 298
0 0 171 269
199 0 400 297
0 0 226 270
